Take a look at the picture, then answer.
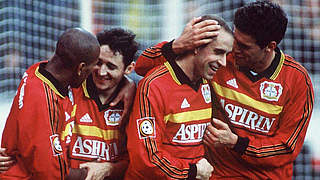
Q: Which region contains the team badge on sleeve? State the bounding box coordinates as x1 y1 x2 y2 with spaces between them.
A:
137 117 156 139
50 134 63 156
260 81 283 101
104 109 123 126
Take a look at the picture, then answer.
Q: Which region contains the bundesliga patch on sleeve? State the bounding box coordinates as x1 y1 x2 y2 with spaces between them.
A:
50 134 63 156
137 117 156 139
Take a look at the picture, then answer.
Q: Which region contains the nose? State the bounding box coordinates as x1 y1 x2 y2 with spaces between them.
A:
218 54 227 67
99 64 108 76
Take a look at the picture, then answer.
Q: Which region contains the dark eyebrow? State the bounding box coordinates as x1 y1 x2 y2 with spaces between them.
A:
214 48 227 54
106 61 118 69
97 59 118 69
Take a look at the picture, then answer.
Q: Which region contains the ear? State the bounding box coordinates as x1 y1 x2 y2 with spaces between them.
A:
265 41 277 52
77 62 86 76
124 62 135 75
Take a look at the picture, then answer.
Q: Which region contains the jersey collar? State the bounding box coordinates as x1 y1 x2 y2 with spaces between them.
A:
35 62 68 98
238 47 284 82
165 57 204 91
82 75 123 111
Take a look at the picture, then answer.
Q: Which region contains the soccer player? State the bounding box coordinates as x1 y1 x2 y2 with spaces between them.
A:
63 28 138 180
134 1 314 179
125 15 233 180
1 28 101 179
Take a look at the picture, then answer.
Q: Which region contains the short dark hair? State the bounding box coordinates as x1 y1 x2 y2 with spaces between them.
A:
55 28 100 68
96 28 138 68
234 0 288 48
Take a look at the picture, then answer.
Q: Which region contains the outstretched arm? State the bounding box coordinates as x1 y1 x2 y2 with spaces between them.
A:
135 16 220 76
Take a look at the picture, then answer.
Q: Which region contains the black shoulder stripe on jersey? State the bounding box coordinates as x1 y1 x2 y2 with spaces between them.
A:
44 83 55 133
145 48 162 54
144 138 189 179
50 87 60 132
139 66 168 118
144 138 181 179
141 53 163 59
245 150 292 158
245 62 313 157
284 63 313 149
43 83 67 180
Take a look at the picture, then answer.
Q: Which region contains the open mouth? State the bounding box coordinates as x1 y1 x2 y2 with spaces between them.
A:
209 64 218 72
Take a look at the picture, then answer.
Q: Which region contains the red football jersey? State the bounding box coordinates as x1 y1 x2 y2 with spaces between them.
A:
1 61 71 180
134 42 314 179
126 58 212 179
61 76 127 169
208 49 314 179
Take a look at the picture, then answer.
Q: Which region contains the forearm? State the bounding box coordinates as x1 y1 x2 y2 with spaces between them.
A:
66 168 88 180
135 42 168 76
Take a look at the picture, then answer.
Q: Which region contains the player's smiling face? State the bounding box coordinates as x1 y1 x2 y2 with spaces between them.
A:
232 28 269 72
194 29 233 80
92 45 125 92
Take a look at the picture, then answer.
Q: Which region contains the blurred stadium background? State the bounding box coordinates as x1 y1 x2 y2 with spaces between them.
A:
0 0 319 179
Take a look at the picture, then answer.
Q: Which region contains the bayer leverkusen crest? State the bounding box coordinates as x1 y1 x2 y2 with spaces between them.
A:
201 84 211 103
104 109 123 126
260 81 283 101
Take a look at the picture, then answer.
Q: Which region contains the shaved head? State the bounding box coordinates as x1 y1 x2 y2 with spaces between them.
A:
55 28 100 68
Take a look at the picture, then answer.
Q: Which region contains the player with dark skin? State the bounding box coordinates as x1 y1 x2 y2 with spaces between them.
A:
0 17 220 174
0 27 100 179
0 28 136 178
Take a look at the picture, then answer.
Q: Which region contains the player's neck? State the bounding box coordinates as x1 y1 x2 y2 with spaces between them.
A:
45 58 72 89
98 86 117 105
176 54 199 82
255 50 275 73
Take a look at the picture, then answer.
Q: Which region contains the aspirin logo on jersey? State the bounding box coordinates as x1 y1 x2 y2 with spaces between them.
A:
260 81 283 101
172 122 210 143
50 134 63 156
220 98 276 133
104 109 123 126
72 137 119 161
137 117 156 139
201 84 211 103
